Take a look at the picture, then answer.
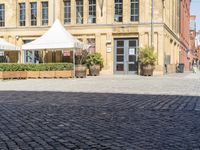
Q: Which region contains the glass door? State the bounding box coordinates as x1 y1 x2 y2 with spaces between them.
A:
114 39 138 74
115 40 125 74
127 39 138 74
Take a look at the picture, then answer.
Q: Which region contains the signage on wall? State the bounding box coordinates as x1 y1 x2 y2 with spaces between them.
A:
106 47 112 53
63 51 70 56
129 48 135 55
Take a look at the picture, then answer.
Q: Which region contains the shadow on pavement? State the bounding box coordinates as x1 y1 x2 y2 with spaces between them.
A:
0 91 200 150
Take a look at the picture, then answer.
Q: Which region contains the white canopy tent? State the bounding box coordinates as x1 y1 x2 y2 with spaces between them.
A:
0 38 20 51
22 19 88 76
22 19 85 50
0 38 20 63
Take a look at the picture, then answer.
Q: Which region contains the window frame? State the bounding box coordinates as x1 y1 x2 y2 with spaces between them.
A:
114 0 123 22
19 3 26 26
42 2 49 26
88 0 96 23
64 0 71 24
76 0 83 24
30 2 37 26
0 4 5 27
130 0 139 22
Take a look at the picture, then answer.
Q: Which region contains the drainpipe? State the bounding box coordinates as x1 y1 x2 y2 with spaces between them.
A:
151 0 154 48
53 0 55 22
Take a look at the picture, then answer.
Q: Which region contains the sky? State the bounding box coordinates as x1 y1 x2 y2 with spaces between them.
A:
190 0 200 30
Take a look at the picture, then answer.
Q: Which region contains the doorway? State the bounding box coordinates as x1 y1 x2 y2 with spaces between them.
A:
114 39 138 74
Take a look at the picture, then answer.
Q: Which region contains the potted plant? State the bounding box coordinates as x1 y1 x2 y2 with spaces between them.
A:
139 46 157 76
86 52 103 76
75 50 88 78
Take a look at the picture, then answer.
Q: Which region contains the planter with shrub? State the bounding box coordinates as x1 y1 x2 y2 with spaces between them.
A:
0 63 73 79
75 50 88 78
0 64 28 79
86 53 103 76
139 46 157 76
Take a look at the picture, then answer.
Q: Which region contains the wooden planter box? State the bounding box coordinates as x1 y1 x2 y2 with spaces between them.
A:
0 70 73 79
0 72 3 79
2 71 27 79
39 71 55 78
20 71 27 79
55 71 72 78
27 71 40 78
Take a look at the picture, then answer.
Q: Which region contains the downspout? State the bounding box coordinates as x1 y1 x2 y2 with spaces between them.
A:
151 0 154 47
53 0 55 22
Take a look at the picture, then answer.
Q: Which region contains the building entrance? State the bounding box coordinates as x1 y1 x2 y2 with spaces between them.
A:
114 39 138 74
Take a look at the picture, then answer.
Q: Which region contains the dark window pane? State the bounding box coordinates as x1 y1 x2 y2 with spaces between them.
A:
117 56 124 62
129 40 136 47
117 41 124 47
117 64 124 71
129 55 136 62
117 48 124 54
129 64 136 71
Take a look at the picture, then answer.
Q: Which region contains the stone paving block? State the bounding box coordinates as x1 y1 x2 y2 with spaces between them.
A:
0 91 200 149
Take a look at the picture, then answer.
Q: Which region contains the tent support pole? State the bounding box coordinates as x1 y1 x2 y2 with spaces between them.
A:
73 48 76 78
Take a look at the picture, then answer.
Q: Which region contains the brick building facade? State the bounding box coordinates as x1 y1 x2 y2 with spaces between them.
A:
189 15 197 67
180 0 191 71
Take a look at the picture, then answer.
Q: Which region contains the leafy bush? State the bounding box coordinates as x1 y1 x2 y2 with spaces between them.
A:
0 63 73 71
139 46 157 65
86 53 103 67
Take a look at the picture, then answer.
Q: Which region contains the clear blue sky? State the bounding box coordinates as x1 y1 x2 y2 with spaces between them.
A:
191 0 200 30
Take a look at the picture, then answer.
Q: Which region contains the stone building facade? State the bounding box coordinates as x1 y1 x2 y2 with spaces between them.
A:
180 0 190 71
0 0 181 75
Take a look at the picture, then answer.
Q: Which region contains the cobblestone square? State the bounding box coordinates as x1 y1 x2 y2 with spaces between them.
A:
0 73 200 149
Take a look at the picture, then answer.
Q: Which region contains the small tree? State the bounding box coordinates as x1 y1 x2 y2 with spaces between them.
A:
75 50 88 65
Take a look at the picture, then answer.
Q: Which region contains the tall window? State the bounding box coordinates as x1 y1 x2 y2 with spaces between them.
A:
114 0 123 22
131 0 139 21
88 0 96 23
19 3 26 26
30 2 37 26
76 0 83 24
42 2 48 25
0 4 5 27
64 0 71 24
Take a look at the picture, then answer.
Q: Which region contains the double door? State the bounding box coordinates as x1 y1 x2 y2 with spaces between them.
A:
114 39 138 74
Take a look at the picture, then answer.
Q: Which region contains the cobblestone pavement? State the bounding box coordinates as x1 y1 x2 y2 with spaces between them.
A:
0 91 200 150
1 73 200 149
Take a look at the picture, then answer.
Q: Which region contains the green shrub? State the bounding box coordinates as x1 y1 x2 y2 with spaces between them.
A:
86 53 103 67
0 63 73 71
139 46 157 65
